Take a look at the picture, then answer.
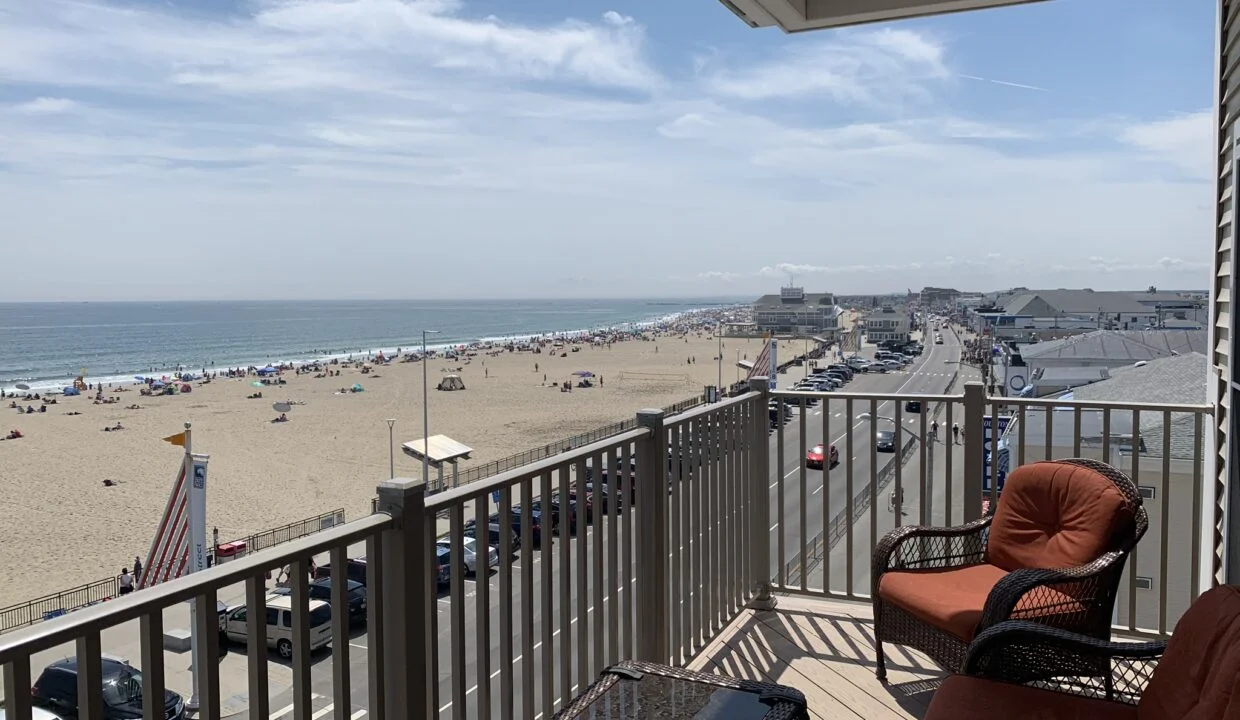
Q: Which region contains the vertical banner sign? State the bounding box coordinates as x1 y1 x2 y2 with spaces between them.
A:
188 454 209 574
981 416 1011 493
768 339 778 391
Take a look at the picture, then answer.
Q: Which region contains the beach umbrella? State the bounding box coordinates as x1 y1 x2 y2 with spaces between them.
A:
351 383 364 392
134 376 145 382
251 381 264 388
15 383 30 391
572 371 594 377
272 401 292 413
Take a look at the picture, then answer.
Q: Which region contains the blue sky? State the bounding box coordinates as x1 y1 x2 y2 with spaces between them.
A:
0 0 1216 300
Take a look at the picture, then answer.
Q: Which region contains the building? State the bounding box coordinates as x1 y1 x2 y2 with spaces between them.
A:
752 286 841 338
863 304 910 344
1002 353 1209 630
919 287 961 308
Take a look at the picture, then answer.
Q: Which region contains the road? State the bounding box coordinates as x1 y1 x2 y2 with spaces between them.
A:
767 329 964 591
259 330 968 718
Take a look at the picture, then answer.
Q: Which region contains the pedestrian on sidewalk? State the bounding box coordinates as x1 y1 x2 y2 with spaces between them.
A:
952 422 960 444
132 556 143 583
118 568 134 595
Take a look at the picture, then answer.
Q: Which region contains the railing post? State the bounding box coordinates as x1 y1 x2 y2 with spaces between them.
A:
747 378 777 610
376 478 430 720
635 408 670 663
962 382 986 522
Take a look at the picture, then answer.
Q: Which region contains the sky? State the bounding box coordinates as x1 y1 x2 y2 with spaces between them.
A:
0 0 1218 301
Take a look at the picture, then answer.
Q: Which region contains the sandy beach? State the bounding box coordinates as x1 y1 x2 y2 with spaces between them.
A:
0 329 792 608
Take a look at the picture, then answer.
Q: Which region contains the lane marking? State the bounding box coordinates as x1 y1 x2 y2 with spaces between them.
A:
351 711 368 719
270 703 296 720
312 705 336 719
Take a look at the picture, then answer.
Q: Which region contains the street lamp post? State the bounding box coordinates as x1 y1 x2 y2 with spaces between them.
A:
422 330 440 490
385 418 396 479
858 412 934 523
716 331 723 399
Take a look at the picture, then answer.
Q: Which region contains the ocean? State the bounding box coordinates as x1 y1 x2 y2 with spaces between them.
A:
0 298 743 392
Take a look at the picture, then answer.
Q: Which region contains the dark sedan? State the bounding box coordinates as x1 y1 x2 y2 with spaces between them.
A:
271 577 366 622
876 430 896 452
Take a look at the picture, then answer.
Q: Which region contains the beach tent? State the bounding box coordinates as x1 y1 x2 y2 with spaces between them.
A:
437 375 465 391
62 386 80 396
351 383 364 393
257 367 278 375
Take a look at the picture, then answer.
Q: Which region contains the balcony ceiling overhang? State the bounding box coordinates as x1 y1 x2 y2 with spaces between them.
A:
718 0 1049 32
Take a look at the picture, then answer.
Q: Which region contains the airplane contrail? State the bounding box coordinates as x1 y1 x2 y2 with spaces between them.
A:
959 73 1049 92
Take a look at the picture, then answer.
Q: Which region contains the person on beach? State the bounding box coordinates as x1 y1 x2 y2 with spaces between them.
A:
133 556 143 583
118 568 134 595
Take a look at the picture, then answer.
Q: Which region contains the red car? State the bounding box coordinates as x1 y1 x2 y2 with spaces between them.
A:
805 443 840 469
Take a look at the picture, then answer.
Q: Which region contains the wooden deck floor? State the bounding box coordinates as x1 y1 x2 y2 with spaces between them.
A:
687 594 945 720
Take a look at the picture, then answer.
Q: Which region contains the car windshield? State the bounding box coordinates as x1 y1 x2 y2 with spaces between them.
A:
309 604 332 626
102 669 143 706
877 431 894 441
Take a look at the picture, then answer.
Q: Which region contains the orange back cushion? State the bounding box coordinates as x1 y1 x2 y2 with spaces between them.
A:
1138 585 1240 720
985 461 1135 572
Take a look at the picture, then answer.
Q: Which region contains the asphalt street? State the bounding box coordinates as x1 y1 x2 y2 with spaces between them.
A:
767 330 965 591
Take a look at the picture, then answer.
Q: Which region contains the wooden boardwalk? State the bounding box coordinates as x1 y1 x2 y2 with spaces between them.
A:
687 595 944 720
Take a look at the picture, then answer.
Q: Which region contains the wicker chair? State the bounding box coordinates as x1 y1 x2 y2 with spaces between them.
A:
923 585 1240 719
871 458 1147 680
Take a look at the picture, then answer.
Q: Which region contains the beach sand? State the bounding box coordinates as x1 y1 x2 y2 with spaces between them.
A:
0 331 793 607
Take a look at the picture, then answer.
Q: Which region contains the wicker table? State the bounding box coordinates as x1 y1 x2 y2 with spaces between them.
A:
553 660 809 719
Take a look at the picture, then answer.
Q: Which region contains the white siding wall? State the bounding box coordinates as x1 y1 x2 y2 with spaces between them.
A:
1213 0 1237 584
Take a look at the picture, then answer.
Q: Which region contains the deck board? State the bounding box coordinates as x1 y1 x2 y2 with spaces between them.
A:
688 594 944 719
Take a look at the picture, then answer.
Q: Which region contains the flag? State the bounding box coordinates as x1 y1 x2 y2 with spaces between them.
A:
163 432 186 447
137 460 190 589
746 340 772 381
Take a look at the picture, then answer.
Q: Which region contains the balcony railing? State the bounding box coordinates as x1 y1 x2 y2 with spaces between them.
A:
0 381 1218 719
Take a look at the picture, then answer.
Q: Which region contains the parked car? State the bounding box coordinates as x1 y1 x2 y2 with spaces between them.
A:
876 430 896 452
463 519 521 552
0 708 64 720
905 400 922 413
433 545 453 585
805 443 840 469
490 508 543 546
436 536 500 575
313 557 368 586
32 657 185 720
270 577 366 623
221 595 333 659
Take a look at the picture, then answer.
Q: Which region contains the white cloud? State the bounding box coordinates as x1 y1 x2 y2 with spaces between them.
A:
1120 111 1212 178
13 97 77 114
703 28 948 107
0 0 1215 301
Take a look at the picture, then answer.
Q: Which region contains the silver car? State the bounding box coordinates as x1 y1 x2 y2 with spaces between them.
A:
437 536 500 575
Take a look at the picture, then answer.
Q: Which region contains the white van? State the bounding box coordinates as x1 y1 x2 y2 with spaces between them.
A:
221 595 333 659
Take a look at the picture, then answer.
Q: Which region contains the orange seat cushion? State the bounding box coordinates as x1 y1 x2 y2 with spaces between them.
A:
986 461 1135 573
1137 585 1240 720
879 563 1084 642
926 675 1138 720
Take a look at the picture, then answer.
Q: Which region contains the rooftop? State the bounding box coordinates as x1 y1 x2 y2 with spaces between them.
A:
1018 330 1209 362
755 293 837 309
